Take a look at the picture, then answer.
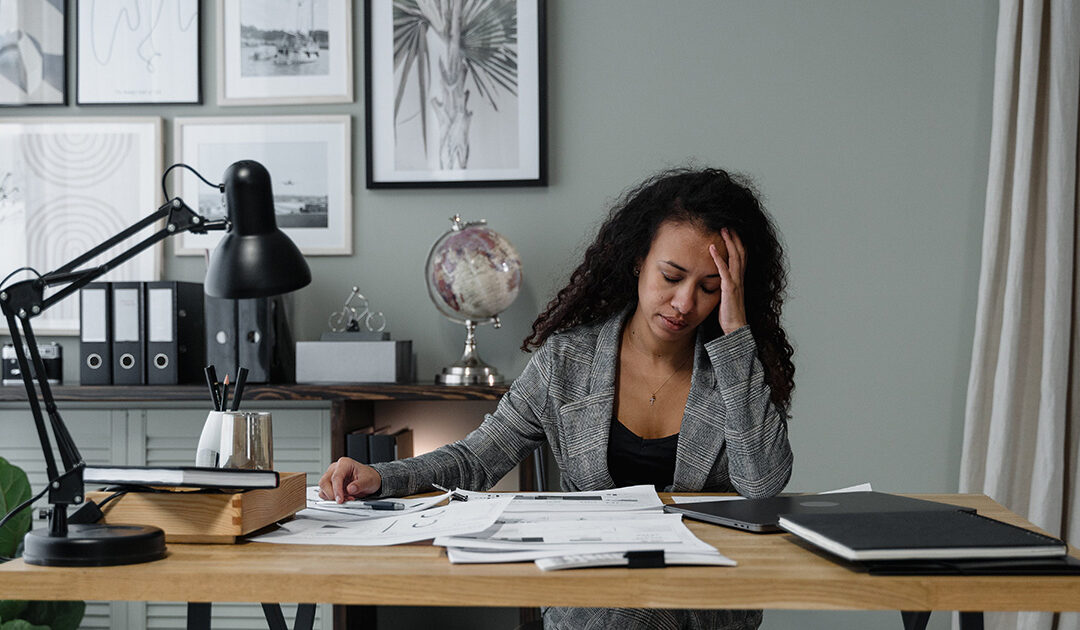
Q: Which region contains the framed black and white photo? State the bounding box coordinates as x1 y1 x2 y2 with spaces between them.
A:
218 0 353 106
173 116 352 256
0 117 163 334
365 0 546 188
0 0 66 106
76 0 200 105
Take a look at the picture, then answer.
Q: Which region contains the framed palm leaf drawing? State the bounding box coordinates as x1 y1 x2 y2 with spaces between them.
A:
364 0 546 188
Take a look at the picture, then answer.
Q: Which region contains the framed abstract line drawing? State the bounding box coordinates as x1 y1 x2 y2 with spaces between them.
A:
173 116 352 256
0 0 67 106
365 0 547 188
76 0 201 105
0 118 163 335
218 0 353 106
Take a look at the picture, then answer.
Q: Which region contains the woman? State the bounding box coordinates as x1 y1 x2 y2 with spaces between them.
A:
319 167 795 629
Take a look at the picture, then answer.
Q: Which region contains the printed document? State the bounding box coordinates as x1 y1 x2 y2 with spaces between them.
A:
250 496 512 546
455 484 664 512
303 486 451 518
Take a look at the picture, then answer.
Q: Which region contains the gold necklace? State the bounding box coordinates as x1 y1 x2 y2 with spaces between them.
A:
646 355 692 406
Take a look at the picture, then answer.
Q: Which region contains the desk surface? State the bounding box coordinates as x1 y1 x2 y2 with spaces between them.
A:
2 494 1078 611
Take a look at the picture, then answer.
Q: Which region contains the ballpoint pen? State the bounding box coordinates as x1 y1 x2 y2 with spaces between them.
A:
361 500 405 511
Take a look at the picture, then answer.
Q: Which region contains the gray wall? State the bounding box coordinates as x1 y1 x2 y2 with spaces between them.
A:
3 2 997 628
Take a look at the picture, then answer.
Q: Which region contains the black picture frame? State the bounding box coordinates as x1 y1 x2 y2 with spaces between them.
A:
364 0 548 189
0 0 68 107
75 0 202 106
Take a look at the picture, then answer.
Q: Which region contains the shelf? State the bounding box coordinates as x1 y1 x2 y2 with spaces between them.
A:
0 383 509 403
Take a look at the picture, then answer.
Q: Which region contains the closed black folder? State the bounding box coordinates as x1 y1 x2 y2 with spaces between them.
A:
205 294 238 377
145 281 206 385
110 282 145 385
79 282 112 385
779 509 1068 562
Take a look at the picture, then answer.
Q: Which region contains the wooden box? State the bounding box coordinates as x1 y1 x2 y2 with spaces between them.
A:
86 471 307 543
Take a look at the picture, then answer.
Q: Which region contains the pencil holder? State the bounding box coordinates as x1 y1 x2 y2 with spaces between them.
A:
218 411 274 470
195 410 224 467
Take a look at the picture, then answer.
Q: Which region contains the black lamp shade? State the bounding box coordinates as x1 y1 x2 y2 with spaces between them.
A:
205 160 312 299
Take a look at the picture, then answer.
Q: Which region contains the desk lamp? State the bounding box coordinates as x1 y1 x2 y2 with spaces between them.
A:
0 160 311 566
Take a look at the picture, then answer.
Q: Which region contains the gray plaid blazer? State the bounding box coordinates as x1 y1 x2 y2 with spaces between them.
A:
373 310 793 498
372 310 792 630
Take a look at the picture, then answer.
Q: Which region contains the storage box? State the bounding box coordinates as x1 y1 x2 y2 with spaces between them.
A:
295 340 412 383
86 471 306 543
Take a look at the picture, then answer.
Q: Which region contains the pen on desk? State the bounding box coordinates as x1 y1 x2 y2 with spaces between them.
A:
204 365 221 411
361 500 405 511
230 367 249 411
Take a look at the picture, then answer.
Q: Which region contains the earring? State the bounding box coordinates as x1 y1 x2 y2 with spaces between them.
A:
633 267 640 276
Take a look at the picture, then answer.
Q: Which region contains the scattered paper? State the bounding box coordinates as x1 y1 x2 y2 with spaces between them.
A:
455 485 664 513
535 550 735 571
669 483 874 504
304 486 451 518
251 496 512 546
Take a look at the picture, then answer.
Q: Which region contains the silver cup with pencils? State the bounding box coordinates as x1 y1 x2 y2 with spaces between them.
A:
217 411 273 470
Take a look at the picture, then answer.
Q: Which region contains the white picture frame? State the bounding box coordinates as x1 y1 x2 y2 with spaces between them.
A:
0 117 164 335
173 115 352 256
76 0 201 105
0 0 67 106
218 0 353 106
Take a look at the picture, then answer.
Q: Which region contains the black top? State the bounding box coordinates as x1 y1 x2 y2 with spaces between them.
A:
607 417 679 490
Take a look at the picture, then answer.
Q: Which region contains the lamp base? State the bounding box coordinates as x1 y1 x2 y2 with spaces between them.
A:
23 523 166 567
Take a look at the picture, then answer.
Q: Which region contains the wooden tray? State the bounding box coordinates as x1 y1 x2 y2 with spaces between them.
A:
86 471 306 543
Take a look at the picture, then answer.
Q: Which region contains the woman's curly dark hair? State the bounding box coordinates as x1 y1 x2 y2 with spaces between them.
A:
522 167 795 411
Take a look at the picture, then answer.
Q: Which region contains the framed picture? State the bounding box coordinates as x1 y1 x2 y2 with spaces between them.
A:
364 0 547 188
76 0 201 105
218 0 353 106
0 0 67 106
173 116 352 256
0 118 163 335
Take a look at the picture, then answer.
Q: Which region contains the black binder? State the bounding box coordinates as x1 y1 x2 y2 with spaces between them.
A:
238 296 295 383
145 281 206 385
110 282 144 385
205 294 238 377
79 282 112 385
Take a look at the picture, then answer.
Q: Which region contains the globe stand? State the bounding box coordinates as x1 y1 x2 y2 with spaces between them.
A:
436 319 505 386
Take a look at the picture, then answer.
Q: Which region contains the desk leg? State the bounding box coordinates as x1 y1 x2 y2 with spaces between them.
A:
900 611 931 630
262 603 317 630
187 602 212 630
900 611 985 630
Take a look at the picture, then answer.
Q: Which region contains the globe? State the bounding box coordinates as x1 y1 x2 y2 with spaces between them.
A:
425 216 522 323
425 215 522 385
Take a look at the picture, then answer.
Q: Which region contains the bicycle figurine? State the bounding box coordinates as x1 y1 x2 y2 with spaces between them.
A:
328 286 387 333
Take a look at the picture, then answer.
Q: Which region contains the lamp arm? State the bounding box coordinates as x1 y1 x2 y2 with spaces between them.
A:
0 196 226 537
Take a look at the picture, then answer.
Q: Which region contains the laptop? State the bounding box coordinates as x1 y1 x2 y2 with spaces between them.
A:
663 491 975 533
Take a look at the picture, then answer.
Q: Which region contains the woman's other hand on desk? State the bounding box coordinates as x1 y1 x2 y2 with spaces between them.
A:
318 457 382 503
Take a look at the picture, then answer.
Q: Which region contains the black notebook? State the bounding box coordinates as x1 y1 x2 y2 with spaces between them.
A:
83 465 279 490
779 509 1068 561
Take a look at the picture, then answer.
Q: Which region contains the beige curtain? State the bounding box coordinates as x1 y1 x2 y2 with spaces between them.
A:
959 0 1079 629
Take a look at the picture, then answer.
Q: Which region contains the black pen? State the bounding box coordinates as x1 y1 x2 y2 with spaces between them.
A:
361 500 405 511
230 367 248 411
205 365 221 411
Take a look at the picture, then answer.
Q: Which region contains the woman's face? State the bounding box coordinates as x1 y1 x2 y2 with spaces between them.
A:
635 220 726 343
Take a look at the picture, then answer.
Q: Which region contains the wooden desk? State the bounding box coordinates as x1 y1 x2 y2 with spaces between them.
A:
1 494 1077 627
